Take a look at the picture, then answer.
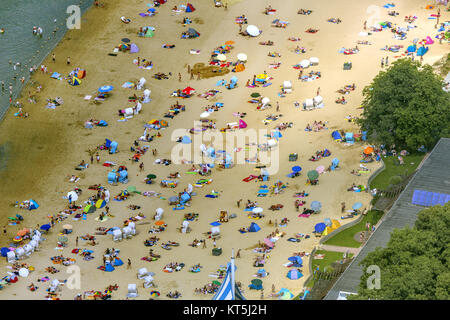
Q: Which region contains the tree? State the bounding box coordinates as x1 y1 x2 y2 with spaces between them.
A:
358 59 450 150
350 203 450 300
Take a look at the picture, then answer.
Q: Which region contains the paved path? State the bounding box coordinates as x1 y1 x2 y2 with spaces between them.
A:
319 245 361 255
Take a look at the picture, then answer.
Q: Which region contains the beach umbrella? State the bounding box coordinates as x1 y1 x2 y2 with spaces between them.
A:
40 224 51 231
246 25 260 37
96 199 106 209
286 269 303 280
200 111 210 118
272 130 282 140
13 236 23 242
58 236 68 243
17 229 29 237
71 77 81 86
288 256 303 266
182 86 195 95
121 38 130 43
217 54 227 61
250 92 260 98
252 207 263 213
307 170 319 181
210 221 222 227
98 85 114 93
292 166 302 173
314 223 326 233
352 202 363 210
146 174 157 180
309 57 319 65
150 290 160 297
181 135 192 144
364 146 374 155
316 165 325 174
225 40 235 45
237 53 247 61
1 247 10 257
212 280 222 286
18 268 29 278
300 59 310 68
257 73 268 80
155 221 165 226
251 279 263 286
84 204 96 213
67 191 78 202
264 238 274 248
63 224 72 230
168 196 179 204
310 201 322 212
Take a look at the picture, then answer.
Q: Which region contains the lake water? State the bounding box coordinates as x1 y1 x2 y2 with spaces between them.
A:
0 0 93 171
0 0 93 120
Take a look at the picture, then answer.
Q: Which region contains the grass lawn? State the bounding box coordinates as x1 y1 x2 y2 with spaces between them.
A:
304 250 354 289
369 154 425 190
322 210 385 248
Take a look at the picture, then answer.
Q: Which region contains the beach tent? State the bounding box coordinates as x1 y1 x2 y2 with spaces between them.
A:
331 158 340 170
416 46 429 56
345 132 354 144
407 45 417 53
288 256 303 267
113 257 124 266
29 199 39 210
70 77 81 86
278 288 294 300
187 28 200 38
104 262 115 272
98 120 108 126
110 141 118 154
145 29 154 38
96 199 106 209
130 43 139 53
239 119 247 129
119 170 128 183
310 201 322 212
331 219 341 229
213 257 246 300
186 3 196 12
235 63 245 72
322 226 335 236
332 130 342 141
286 269 303 280
248 222 261 232
40 224 51 232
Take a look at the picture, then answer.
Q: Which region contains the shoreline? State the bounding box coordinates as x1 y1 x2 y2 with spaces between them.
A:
0 0 447 300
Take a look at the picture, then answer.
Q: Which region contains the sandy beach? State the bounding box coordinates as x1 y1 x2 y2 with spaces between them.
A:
0 0 448 300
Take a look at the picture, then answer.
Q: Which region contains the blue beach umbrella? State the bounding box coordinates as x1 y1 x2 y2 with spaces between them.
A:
310 201 322 212
1 247 10 257
352 202 363 210
98 85 114 93
292 166 302 173
40 224 51 231
210 221 222 227
314 223 326 233
181 135 192 144
288 256 303 266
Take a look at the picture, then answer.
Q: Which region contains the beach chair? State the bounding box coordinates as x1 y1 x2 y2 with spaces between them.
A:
143 275 154 288
15 247 25 260
23 244 33 257
137 268 149 279
127 284 138 298
122 226 133 239
112 229 122 241
7 251 16 263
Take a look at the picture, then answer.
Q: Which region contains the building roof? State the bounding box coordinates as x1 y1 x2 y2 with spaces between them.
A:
325 138 450 299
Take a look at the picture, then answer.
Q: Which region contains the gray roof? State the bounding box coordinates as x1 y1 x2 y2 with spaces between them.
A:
325 138 450 299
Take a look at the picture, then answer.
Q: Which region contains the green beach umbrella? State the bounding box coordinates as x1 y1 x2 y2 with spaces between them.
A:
212 280 221 286
251 279 262 286
147 174 157 179
251 92 260 98
307 170 319 181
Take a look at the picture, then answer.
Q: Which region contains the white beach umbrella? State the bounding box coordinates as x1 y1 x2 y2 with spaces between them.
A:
267 139 277 147
358 31 368 37
200 111 210 118
252 207 263 214
237 53 247 61
300 59 310 68
19 268 29 277
246 25 260 37
67 191 78 202
314 95 323 104
156 208 164 215
261 97 270 105
217 54 227 61
305 99 314 107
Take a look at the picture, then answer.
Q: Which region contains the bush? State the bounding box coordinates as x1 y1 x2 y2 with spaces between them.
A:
389 175 403 185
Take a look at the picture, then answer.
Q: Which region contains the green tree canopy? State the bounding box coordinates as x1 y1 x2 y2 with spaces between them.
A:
350 203 450 300
359 59 450 150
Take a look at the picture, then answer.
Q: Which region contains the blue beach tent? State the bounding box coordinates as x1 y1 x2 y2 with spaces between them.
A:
248 222 261 232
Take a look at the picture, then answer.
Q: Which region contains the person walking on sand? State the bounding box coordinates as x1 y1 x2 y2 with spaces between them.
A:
52 53 55 63
203 239 207 248
90 154 94 164
96 153 100 164
178 73 182 82
236 249 241 258
127 259 132 269
237 199 242 208
341 202 345 213
76 236 79 247
139 162 144 172
190 71 194 80
276 101 279 112
316 87 320 96
364 20 367 30
137 56 140 66
381 57 384 68
187 65 191 74
66 57 70 65
385 56 389 66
